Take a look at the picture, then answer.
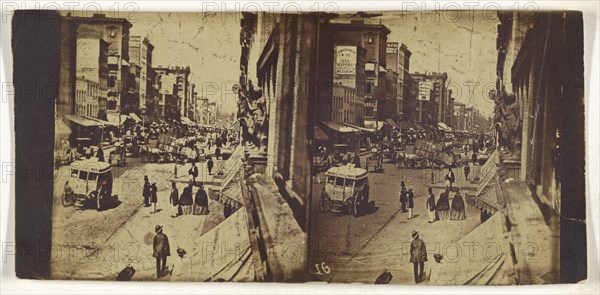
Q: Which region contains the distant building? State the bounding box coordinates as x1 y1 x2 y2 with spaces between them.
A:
153 66 191 119
410 71 448 127
129 36 154 114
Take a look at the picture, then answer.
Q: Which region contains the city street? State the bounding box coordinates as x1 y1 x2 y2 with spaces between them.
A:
50 142 227 280
309 153 481 284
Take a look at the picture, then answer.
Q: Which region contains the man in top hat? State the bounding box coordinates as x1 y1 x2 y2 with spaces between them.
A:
142 175 151 207
410 230 427 283
152 225 170 278
188 162 199 183
399 181 408 213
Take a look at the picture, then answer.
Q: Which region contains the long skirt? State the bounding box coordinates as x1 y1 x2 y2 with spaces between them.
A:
450 209 466 220
438 209 449 220
427 209 437 222
194 204 209 215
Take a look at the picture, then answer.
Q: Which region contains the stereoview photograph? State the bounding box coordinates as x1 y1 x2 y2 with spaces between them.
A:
12 9 586 284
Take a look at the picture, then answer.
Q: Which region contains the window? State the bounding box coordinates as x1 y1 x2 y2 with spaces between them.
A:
79 171 88 181
88 172 98 181
327 176 335 185
335 177 345 186
366 82 372 94
345 179 354 188
71 169 79 178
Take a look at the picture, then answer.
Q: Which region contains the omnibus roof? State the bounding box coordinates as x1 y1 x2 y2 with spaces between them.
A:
325 165 368 179
70 159 111 173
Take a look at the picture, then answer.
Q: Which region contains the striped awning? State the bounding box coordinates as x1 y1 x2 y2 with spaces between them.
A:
474 150 500 213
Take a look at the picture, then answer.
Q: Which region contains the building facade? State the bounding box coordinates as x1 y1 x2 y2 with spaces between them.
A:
70 13 132 112
154 66 191 120
75 77 106 118
75 38 108 119
331 83 356 125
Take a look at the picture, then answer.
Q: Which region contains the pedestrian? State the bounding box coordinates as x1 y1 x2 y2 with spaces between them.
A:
444 166 455 190
179 183 193 215
152 225 170 278
143 175 151 207
193 183 209 215
215 146 221 159
150 182 158 213
472 151 478 166
407 188 415 219
410 230 427 284
188 162 198 183
353 152 361 168
399 181 408 212
207 157 214 175
96 146 105 162
463 163 470 181
450 189 466 220
436 188 450 220
169 182 181 216
224 199 233 218
426 187 437 223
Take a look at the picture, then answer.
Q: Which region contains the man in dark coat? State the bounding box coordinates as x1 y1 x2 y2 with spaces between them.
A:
407 188 415 219
169 182 181 216
207 157 214 175
153 225 170 278
96 146 105 162
444 166 455 190
410 230 427 283
464 163 471 180
193 183 209 215
399 181 408 212
150 182 158 213
353 152 361 168
188 162 199 183
426 187 437 223
143 175 151 207
215 146 221 159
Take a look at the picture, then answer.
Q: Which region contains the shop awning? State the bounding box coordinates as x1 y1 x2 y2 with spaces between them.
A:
181 116 194 125
85 116 118 127
385 119 400 129
321 121 360 133
438 122 451 131
314 126 330 141
56 118 72 136
364 120 387 131
65 114 103 127
129 113 142 123
474 150 500 213
106 113 133 126
378 65 388 73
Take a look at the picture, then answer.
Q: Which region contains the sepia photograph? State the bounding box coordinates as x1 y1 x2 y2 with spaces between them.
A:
4 0 596 292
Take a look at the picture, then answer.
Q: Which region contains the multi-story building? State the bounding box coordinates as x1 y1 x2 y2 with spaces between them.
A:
129 36 154 114
317 20 391 124
69 13 132 112
331 83 356 125
75 38 108 119
75 77 106 118
402 73 418 123
153 66 191 119
410 71 448 127
453 102 467 131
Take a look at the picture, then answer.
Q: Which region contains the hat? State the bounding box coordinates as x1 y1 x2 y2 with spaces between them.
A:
409 188 413 192
434 254 443 262
411 230 419 238
155 225 162 233
401 181 405 186
144 175 148 179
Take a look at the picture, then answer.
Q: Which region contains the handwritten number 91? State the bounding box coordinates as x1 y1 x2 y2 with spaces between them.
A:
314 262 331 275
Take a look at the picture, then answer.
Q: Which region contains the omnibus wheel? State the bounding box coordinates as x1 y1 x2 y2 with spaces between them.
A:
89 191 100 211
62 192 74 207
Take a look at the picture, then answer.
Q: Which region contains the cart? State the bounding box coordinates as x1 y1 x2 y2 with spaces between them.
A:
319 164 370 217
63 159 113 210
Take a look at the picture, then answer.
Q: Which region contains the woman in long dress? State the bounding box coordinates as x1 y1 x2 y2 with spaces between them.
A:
426 188 437 223
436 189 450 220
193 183 209 215
450 190 466 220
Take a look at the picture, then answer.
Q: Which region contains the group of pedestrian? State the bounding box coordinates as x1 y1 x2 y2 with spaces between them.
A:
143 175 159 213
168 182 210 217
427 187 467 222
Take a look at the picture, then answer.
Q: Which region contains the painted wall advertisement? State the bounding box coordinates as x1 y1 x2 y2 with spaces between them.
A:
335 46 357 75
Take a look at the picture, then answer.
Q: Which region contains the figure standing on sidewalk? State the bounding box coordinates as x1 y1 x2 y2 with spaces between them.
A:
150 182 158 213
169 182 181 217
407 188 415 219
444 166 455 190
436 188 450 220
193 183 209 215
463 163 470 181
426 187 437 223
207 157 214 175
450 189 467 220
399 181 408 212
188 162 198 183
410 230 427 283
152 225 170 278
143 175 151 207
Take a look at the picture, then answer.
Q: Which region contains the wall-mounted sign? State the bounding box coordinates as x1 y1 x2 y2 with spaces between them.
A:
335 46 357 75
386 42 398 54
418 81 432 101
